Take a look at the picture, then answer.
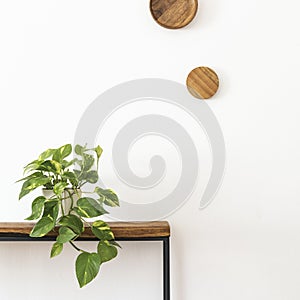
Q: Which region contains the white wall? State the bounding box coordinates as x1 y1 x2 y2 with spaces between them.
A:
1 0 300 299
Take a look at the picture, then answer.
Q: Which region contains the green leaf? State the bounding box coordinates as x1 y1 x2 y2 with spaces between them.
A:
95 187 119 207
84 170 98 184
59 215 84 235
62 171 78 186
16 171 44 183
19 177 51 200
56 226 77 243
97 240 118 263
37 160 62 174
30 216 55 237
53 182 68 195
23 160 42 174
50 242 63 258
39 148 55 161
43 199 59 221
74 169 81 179
61 145 72 158
92 220 114 241
52 144 72 163
75 144 85 155
82 154 94 172
75 198 108 218
62 159 76 169
94 145 103 159
25 196 46 220
76 252 101 288
109 240 122 248
62 171 77 181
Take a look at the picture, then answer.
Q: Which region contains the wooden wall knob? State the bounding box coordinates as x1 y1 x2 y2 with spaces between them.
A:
150 0 198 29
186 67 219 99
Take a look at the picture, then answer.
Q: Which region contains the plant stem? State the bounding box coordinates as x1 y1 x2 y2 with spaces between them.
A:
59 197 65 216
79 181 87 188
79 191 94 194
69 241 83 252
66 189 74 209
83 219 92 228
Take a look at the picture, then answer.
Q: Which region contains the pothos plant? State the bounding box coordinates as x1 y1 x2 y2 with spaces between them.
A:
17 143 120 288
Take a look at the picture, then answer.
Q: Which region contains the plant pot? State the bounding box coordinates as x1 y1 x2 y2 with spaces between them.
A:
42 188 82 216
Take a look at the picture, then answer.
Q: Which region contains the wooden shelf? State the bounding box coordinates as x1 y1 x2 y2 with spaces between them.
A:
0 221 170 240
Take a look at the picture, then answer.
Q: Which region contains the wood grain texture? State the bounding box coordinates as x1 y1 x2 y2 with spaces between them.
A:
150 0 198 29
186 66 219 99
0 221 170 238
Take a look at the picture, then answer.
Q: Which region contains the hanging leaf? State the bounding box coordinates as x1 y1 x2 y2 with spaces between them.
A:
56 226 77 244
97 240 118 263
50 242 63 258
92 220 114 241
59 215 84 235
75 252 101 288
30 216 55 237
109 240 122 248
43 199 59 222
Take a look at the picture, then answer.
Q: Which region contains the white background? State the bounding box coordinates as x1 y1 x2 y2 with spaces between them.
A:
0 0 300 299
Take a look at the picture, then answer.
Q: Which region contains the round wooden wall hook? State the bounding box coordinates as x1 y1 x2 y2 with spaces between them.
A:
186 67 219 99
150 0 198 29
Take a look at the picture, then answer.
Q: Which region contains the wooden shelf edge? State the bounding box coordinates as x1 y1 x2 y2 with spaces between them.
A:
0 221 170 239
